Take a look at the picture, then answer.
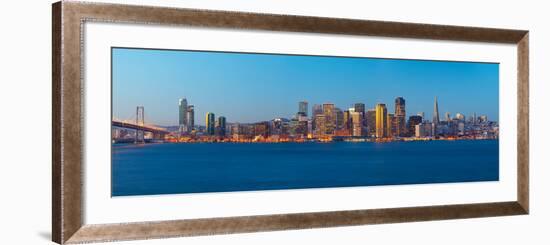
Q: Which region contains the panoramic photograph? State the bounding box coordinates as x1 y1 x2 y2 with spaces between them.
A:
111 47 499 197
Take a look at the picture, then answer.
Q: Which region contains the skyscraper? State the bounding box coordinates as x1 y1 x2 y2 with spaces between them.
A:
343 110 351 132
350 111 363 136
387 113 396 137
445 112 451 122
298 101 308 117
206 112 215 135
186 105 195 133
323 103 336 135
178 98 188 133
375 103 388 138
366 109 376 137
354 103 365 115
433 96 440 124
217 116 226 136
354 103 366 127
312 104 323 130
315 114 326 136
335 108 344 129
394 97 406 137
407 115 422 137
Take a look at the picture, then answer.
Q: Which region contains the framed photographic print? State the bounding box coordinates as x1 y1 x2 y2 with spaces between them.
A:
52 1 529 244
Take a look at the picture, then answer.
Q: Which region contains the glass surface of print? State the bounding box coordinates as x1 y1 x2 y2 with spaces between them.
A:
111 48 499 196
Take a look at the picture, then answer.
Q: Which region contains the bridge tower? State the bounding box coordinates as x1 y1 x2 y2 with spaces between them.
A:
135 106 145 144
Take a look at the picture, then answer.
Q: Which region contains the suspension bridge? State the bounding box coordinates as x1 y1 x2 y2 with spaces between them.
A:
112 106 169 143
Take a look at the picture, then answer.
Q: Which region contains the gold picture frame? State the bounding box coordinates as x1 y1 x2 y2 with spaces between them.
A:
52 1 529 244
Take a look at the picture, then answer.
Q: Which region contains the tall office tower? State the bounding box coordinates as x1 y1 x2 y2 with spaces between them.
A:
387 113 396 137
394 97 406 137
375 103 388 138
298 101 308 117
343 110 351 132
313 104 323 115
335 108 344 129
312 104 323 130
217 116 226 136
186 105 195 133
433 96 440 124
366 109 376 137
206 112 215 135
178 98 188 133
350 111 363 136
445 112 451 122
418 112 425 120
354 103 365 115
354 103 366 127
315 114 326 136
407 115 422 137
323 103 336 135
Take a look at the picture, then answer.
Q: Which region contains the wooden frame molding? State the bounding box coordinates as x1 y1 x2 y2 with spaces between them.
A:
52 1 529 244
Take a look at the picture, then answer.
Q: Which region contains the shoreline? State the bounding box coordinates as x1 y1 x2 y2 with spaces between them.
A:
112 137 498 146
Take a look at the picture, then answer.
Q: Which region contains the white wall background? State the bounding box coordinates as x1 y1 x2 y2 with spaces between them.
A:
0 0 548 244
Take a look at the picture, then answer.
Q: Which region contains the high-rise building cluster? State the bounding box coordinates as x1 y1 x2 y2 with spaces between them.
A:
178 98 195 134
173 96 498 142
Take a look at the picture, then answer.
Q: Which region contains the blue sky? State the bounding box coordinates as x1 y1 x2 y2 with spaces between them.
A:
112 48 499 126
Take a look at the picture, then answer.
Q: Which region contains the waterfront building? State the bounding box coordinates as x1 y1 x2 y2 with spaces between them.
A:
254 121 269 138
290 120 308 137
230 123 240 138
299 120 309 137
343 110 351 132
178 98 188 133
186 105 194 133
366 109 376 137
394 97 406 136
216 116 226 136
407 115 422 137
375 103 388 138
323 103 336 135
289 119 299 137
387 113 396 137
415 123 433 137
271 118 284 135
206 112 215 135
351 111 363 136
449 118 461 136
335 108 344 130
312 104 323 130
315 114 326 136
354 103 367 129
298 101 308 117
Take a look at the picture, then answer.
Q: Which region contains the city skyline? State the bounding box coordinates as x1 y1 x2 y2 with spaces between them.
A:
112 48 499 126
